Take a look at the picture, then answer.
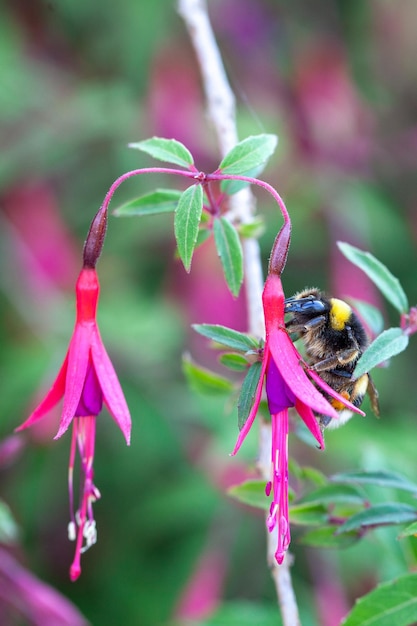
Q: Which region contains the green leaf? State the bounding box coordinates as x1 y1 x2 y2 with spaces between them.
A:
228 479 269 510
351 299 385 336
195 228 211 249
288 458 327 485
220 166 266 195
331 470 417 494
237 216 266 239
192 323 259 352
174 185 203 272
128 136 194 168
218 134 278 175
337 242 409 313
340 573 417 626
213 216 244 296
300 525 359 549
297 483 367 507
0 500 19 544
182 354 234 395
289 502 328 526
336 503 417 534
398 520 417 538
238 361 263 430
113 188 182 216
354 327 409 378
219 353 249 371
298 466 328 487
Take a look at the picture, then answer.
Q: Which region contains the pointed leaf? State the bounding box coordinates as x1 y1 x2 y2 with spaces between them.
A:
336 503 417 534
174 185 203 272
113 189 182 217
213 217 243 297
289 459 328 486
300 525 359 549
219 353 249 371
340 573 417 626
238 216 266 239
195 228 211 249
337 242 409 313
353 327 409 378
128 137 194 168
298 484 367 507
289 502 328 526
331 470 417 495
182 355 234 395
220 166 266 195
299 466 328 487
0 500 19 544
351 299 385 336
192 324 259 352
218 134 278 175
238 361 263 430
398 520 417 538
228 479 270 510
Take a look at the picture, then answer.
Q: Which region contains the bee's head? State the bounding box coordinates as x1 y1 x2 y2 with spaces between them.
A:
285 291 353 332
285 294 327 317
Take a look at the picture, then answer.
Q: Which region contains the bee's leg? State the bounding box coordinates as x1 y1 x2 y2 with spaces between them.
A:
367 374 380 417
319 414 332 428
286 315 326 335
310 347 360 373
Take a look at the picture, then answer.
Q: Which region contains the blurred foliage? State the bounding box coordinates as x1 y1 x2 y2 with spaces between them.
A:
1 0 417 625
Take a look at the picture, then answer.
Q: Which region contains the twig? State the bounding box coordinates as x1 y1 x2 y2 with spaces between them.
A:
177 0 264 338
178 1 301 625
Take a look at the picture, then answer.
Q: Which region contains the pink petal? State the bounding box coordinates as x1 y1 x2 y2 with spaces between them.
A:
90 328 131 445
231 350 269 456
308 370 366 416
55 325 92 439
268 329 340 421
295 399 324 449
16 354 68 431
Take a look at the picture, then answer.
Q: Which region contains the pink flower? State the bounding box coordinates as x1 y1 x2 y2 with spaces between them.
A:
17 267 131 581
232 270 363 564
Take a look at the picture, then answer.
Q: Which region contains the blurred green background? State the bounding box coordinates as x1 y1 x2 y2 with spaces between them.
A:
1 1 417 625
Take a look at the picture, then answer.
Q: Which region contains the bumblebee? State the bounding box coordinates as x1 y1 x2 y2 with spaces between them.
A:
284 288 380 429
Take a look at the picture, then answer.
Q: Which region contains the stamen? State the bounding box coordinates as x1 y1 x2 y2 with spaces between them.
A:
68 521 76 542
81 520 97 553
279 515 288 536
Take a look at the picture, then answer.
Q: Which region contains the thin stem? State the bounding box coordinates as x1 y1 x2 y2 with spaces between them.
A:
178 1 301 624
207 172 291 227
99 167 198 214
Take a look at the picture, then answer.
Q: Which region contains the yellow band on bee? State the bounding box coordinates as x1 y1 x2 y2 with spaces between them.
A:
329 298 352 331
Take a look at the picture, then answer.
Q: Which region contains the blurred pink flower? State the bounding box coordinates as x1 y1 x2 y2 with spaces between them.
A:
174 545 227 621
0 548 88 626
17 267 131 580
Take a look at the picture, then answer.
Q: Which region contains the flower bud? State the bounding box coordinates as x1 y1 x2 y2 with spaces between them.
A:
268 220 291 276
83 207 108 269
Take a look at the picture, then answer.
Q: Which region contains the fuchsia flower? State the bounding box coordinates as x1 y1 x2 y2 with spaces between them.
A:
17 208 131 581
232 224 363 564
